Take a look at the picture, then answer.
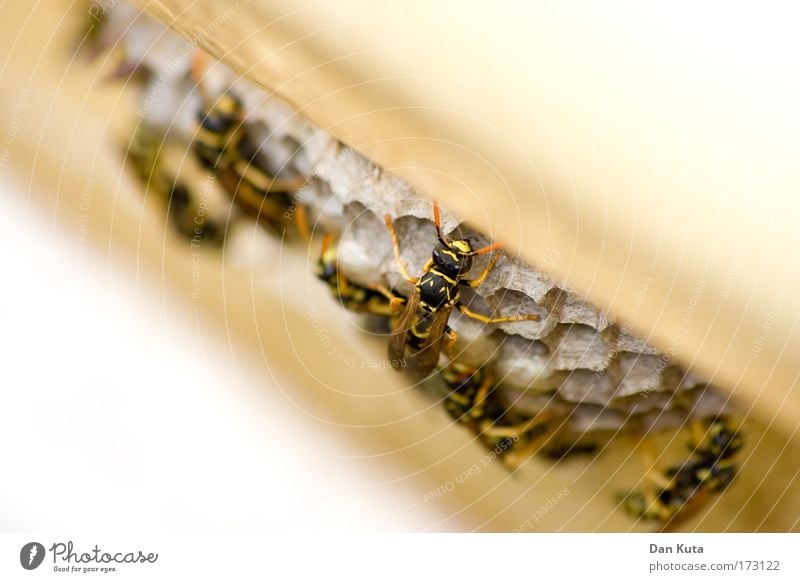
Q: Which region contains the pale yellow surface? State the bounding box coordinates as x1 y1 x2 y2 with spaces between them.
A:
1 1 798 532
133 0 800 437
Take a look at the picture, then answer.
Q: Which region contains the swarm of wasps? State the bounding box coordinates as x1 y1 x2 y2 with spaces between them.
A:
317 203 745 528
123 57 312 246
87 3 744 528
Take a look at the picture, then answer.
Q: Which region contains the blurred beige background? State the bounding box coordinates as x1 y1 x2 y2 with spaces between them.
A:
0 0 798 532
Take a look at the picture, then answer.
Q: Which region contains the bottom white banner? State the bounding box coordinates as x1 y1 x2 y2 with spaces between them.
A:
0 533 795 581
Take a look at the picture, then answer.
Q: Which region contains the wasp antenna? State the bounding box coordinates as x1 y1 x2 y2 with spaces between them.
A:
470 242 503 256
432 201 449 247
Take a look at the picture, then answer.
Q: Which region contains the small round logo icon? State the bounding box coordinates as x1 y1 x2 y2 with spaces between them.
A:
20 542 45 570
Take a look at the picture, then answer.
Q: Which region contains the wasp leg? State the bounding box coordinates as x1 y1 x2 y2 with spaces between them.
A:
500 418 554 469
640 437 672 489
456 302 540 324
482 412 555 469
335 272 356 296
642 440 671 502
501 438 543 469
481 412 552 441
467 251 500 288
442 329 458 359
690 418 707 450
384 214 418 284
375 285 407 313
626 437 674 522
471 369 494 410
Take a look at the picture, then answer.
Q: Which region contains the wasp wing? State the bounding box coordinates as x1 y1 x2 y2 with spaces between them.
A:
388 288 419 371
407 305 452 378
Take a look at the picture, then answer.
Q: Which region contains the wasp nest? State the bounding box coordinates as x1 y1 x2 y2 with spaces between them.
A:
86 0 738 511
307 149 731 439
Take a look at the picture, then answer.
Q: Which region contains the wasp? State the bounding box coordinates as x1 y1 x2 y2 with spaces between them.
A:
620 415 743 526
218 129 309 238
441 361 554 468
192 90 244 171
316 234 396 317
126 123 224 245
190 52 310 239
189 49 244 170
166 180 225 244
384 202 540 377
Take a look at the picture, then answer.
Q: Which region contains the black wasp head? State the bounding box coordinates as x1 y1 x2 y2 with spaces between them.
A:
432 238 473 279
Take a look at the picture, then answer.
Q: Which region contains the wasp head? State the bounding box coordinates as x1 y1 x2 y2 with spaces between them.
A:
433 238 473 279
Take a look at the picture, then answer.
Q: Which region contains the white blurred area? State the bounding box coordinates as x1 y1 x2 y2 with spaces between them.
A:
0 187 449 531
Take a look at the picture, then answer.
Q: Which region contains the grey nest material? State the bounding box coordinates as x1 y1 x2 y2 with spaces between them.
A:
309 144 732 437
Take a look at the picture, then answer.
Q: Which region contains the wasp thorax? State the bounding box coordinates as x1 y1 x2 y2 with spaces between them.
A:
433 240 473 278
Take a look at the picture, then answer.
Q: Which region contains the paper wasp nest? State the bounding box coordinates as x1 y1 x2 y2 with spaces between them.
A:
92 2 732 448
306 149 731 439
